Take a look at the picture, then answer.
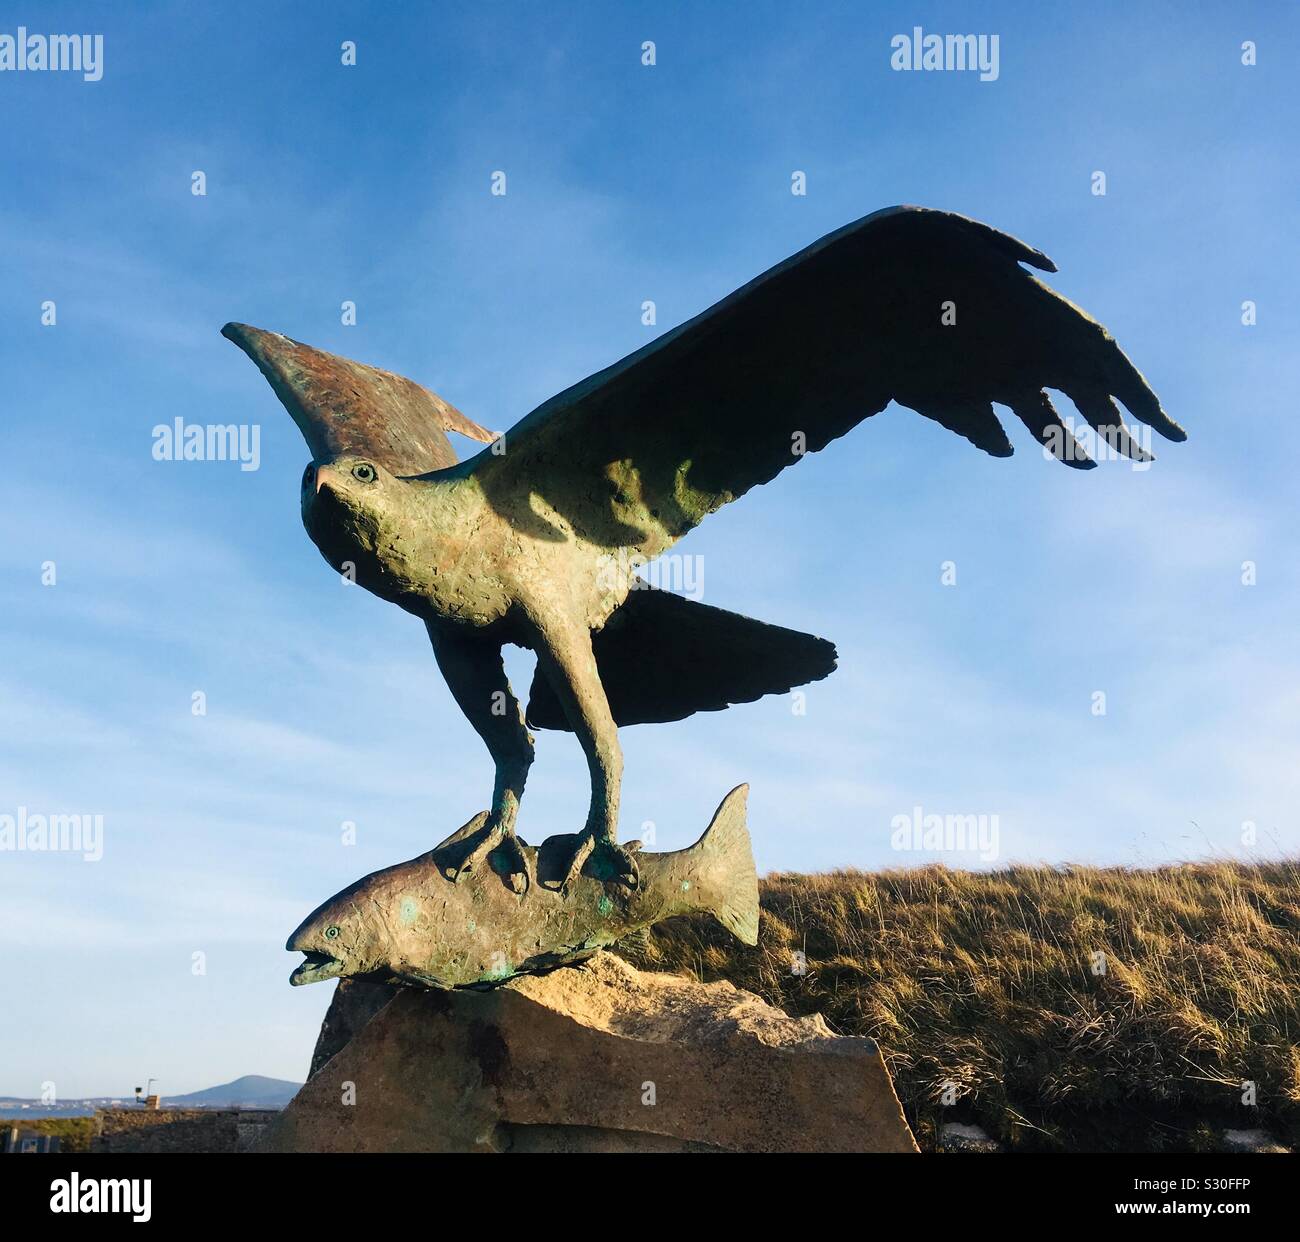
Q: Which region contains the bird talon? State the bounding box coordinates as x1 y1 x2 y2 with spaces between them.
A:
443 821 530 894
558 833 597 895
556 832 640 894
602 839 641 889
492 833 532 895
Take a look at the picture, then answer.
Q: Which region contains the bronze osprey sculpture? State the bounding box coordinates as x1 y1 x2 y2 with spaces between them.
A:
224 206 1185 896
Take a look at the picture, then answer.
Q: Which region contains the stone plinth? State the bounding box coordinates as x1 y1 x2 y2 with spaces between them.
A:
261 953 917 1153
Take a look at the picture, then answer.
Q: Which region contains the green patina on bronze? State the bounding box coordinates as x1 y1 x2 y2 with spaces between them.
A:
285 787 757 990
224 207 1184 980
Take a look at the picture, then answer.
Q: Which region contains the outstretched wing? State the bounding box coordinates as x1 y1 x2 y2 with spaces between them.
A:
465 207 1185 558
222 323 497 475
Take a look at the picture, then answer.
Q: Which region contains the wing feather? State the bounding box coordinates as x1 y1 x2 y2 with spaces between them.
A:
222 323 496 475
465 207 1184 558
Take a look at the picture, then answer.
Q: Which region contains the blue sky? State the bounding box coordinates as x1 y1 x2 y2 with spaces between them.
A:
2 2 1297 1096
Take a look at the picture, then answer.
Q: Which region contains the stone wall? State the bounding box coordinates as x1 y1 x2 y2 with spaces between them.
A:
91 1108 279 1153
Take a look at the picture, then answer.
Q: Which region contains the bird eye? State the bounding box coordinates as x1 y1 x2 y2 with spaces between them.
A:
324 925 340 940
352 463 377 484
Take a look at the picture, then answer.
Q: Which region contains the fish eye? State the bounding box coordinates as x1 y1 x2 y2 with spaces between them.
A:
324 925 341 940
301 464 314 489
351 463 377 484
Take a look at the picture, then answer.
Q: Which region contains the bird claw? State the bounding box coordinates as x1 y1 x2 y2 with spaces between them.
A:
492 834 532 895
544 831 640 895
558 833 596 894
443 821 531 894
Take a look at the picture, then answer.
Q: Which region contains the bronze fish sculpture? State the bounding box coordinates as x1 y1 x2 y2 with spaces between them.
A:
286 786 758 989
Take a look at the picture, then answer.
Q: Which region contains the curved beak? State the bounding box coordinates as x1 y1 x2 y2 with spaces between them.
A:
304 464 342 496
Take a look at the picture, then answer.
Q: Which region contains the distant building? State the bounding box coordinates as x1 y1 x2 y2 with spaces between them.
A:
134 1082 161 1110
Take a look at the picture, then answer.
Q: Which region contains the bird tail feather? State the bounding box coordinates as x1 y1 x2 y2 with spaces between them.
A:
525 586 837 730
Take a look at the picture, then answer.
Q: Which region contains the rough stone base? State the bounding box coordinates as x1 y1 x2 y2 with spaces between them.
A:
260 953 917 1153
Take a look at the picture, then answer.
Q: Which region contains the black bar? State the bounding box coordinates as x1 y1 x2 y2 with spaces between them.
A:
0 1152 1288 1227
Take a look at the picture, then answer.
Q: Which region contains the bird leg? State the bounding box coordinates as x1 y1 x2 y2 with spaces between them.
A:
428 624 534 893
530 617 639 893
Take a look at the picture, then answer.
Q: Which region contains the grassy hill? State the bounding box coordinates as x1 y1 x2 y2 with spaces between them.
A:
621 859 1300 1152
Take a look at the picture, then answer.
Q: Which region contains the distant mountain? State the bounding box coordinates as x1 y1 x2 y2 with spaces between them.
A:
163 1075 301 1109
0 1075 304 1115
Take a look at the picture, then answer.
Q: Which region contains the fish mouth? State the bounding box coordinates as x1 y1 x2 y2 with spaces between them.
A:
290 950 345 987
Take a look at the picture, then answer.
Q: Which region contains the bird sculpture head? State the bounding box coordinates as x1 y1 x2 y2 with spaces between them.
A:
299 453 421 600
221 322 499 604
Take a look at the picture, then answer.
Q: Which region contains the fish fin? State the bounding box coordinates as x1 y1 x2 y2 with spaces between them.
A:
617 927 653 961
690 785 760 946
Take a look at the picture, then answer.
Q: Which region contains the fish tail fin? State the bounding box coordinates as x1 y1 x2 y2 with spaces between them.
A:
685 785 759 946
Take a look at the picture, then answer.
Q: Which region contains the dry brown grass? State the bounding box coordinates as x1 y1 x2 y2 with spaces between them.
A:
621 859 1300 1151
